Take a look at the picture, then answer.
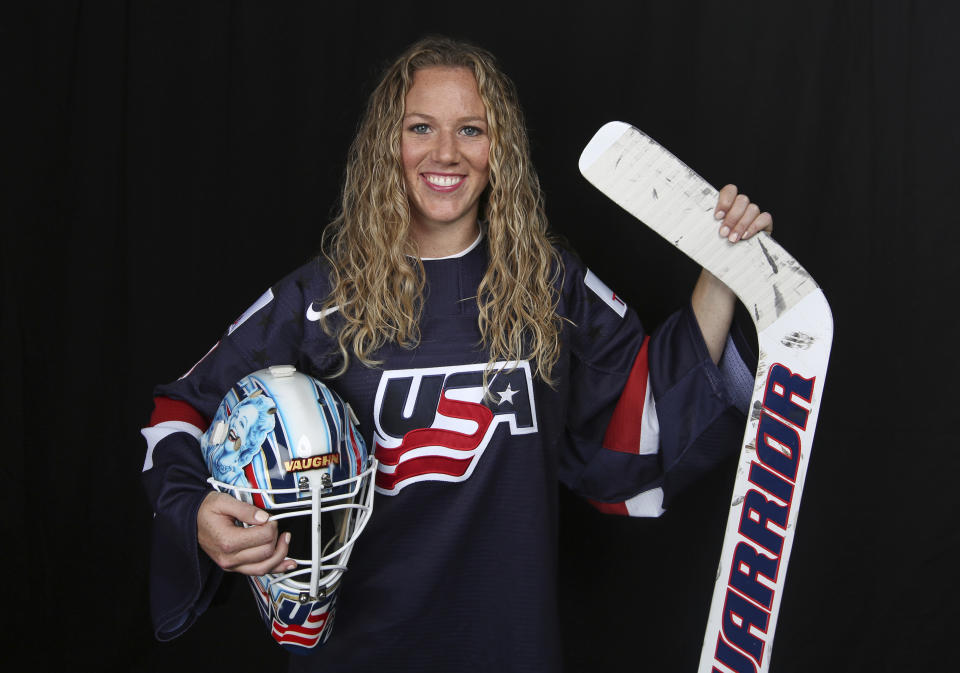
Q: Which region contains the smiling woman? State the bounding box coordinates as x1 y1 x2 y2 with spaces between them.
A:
401 66 490 256
319 37 565 386
142 35 773 673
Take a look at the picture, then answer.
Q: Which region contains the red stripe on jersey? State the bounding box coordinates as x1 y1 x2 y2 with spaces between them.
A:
149 396 209 429
374 395 494 491
375 454 475 491
602 337 650 454
588 499 629 516
374 396 493 466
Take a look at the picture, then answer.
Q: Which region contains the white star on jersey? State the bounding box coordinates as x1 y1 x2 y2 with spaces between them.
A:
496 384 517 405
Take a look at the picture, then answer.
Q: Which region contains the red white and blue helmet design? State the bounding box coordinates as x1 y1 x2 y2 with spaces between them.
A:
200 365 376 653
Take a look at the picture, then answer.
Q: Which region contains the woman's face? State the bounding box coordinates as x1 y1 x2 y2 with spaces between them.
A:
401 66 490 254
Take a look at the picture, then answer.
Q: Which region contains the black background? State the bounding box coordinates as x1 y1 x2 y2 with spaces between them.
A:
3 1 957 671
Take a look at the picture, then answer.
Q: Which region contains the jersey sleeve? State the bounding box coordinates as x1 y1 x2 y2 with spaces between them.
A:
556 251 753 517
140 262 331 640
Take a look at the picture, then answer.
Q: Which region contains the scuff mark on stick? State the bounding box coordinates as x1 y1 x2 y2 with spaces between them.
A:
781 332 814 349
773 285 786 316
757 238 779 275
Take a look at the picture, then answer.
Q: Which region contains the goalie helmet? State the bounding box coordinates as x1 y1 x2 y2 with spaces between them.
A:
200 365 376 653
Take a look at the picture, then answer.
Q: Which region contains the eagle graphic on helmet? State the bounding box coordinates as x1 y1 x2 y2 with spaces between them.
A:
200 365 376 653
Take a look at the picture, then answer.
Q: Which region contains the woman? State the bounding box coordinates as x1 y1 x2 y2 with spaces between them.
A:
142 37 771 672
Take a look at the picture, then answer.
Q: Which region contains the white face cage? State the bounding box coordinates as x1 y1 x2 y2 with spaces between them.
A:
209 455 377 603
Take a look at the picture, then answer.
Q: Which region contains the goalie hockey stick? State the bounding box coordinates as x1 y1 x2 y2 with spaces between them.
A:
579 122 833 673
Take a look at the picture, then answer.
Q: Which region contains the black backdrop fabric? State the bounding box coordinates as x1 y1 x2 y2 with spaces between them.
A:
3 1 957 671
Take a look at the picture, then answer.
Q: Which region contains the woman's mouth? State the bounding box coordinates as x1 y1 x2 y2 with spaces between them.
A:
422 173 465 191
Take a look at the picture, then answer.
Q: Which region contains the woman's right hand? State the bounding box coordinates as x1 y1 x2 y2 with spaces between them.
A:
197 491 296 575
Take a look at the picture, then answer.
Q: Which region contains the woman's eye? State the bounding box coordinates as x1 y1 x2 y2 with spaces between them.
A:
461 126 482 137
411 123 430 134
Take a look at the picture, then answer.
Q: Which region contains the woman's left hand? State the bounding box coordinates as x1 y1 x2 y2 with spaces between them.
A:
714 184 773 243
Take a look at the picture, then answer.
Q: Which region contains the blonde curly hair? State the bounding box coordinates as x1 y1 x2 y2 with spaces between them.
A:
321 36 563 385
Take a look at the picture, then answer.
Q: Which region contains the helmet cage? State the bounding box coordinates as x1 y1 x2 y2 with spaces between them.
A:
208 456 376 602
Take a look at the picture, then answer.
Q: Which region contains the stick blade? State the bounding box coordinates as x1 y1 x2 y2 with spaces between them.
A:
579 122 827 334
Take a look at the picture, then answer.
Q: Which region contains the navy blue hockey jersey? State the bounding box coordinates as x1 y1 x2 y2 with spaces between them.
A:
141 235 752 672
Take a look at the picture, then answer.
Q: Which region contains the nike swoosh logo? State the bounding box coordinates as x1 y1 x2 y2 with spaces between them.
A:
306 302 338 322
